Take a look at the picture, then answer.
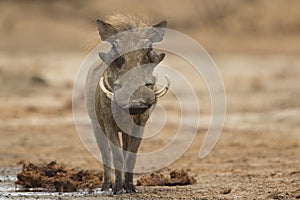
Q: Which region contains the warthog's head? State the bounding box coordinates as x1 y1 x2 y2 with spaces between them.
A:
97 18 169 115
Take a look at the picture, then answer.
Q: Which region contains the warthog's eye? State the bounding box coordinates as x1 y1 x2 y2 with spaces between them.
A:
145 83 154 88
113 56 125 69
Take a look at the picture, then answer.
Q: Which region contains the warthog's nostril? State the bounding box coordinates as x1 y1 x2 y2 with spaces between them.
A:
131 99 146 105
122 99 147 109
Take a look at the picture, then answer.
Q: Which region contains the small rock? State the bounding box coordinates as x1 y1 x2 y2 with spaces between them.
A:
30 75 48 86
221 188 232 195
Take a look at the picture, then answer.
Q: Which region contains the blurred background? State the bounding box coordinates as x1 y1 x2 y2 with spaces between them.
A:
0 1 299 197
1 0 300 54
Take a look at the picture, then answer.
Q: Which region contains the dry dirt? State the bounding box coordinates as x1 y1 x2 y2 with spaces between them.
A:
0 0 300 199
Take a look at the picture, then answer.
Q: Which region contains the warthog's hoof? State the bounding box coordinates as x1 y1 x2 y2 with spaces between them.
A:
113 183 123 195
101 181 112 191
124 182 138 193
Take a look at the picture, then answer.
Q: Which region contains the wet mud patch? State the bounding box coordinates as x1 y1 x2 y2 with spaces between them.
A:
137 169 197 186
15 161 103 192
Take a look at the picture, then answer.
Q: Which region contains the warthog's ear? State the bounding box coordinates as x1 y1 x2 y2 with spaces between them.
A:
147 21 167 43
99 51 125 68
96 19 117 41
99 52 111 65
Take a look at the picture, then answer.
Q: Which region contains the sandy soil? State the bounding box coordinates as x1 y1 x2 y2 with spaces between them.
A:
0 0 300 199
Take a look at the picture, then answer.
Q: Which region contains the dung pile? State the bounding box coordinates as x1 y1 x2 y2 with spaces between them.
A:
137 169 197 186
15 161 103 192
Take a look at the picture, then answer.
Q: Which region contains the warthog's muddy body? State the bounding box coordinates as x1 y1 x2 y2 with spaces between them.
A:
85 14 169 194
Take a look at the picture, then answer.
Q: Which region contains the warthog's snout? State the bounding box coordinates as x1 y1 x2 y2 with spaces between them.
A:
119 85 156 115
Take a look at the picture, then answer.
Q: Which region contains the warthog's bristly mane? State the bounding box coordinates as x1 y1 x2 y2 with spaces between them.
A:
107 13 150 32
87 14 150 51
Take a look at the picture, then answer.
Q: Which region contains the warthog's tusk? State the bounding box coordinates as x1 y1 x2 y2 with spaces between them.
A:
99 77 114 100
104 74 113 91
155 74 170 98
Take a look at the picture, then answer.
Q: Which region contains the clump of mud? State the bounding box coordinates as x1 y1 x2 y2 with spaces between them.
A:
137 169 197 186
15 162 196 191
15 161 103 192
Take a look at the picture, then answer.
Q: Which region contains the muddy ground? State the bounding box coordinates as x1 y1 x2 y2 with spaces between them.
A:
1 0 300 199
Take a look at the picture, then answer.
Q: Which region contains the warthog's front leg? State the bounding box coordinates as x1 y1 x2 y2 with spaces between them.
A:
109 130 124 195
123 125 143 193
93 122 112 191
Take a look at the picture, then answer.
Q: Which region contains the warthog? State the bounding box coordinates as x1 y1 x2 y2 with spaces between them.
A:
85 14 170 194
